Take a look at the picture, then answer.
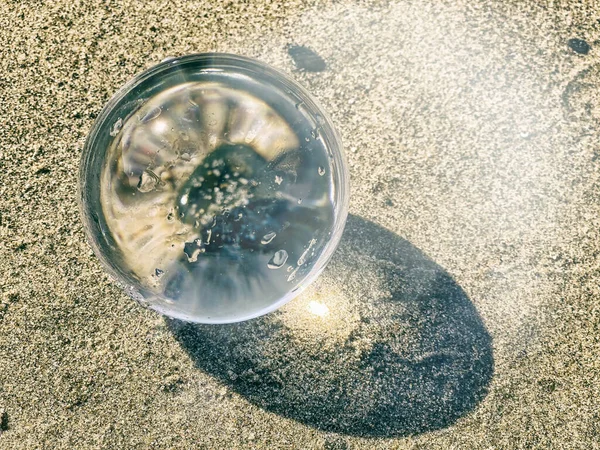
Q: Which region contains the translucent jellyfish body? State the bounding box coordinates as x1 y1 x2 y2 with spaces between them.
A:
79 54 349 323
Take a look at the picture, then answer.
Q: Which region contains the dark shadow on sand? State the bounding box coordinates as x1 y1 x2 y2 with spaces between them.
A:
168 215 493 437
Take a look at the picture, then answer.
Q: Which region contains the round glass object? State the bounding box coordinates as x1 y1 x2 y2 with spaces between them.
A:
79 54 349 323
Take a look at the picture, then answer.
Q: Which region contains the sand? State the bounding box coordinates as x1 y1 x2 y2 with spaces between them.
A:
1 0 600 448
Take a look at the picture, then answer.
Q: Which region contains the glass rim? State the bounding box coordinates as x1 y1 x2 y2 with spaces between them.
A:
78 52 350 324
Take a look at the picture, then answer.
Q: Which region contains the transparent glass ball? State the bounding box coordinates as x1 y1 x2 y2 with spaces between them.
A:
79 54 349 323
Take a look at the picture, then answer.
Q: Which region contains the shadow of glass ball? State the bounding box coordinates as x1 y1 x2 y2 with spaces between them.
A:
168 215 493 437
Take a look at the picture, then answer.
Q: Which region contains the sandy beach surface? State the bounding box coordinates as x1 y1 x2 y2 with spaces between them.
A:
1 0 600 448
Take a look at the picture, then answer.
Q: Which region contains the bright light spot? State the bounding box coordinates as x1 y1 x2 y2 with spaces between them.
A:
307 301 329 317
153 119 168 133
180 194 188 205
